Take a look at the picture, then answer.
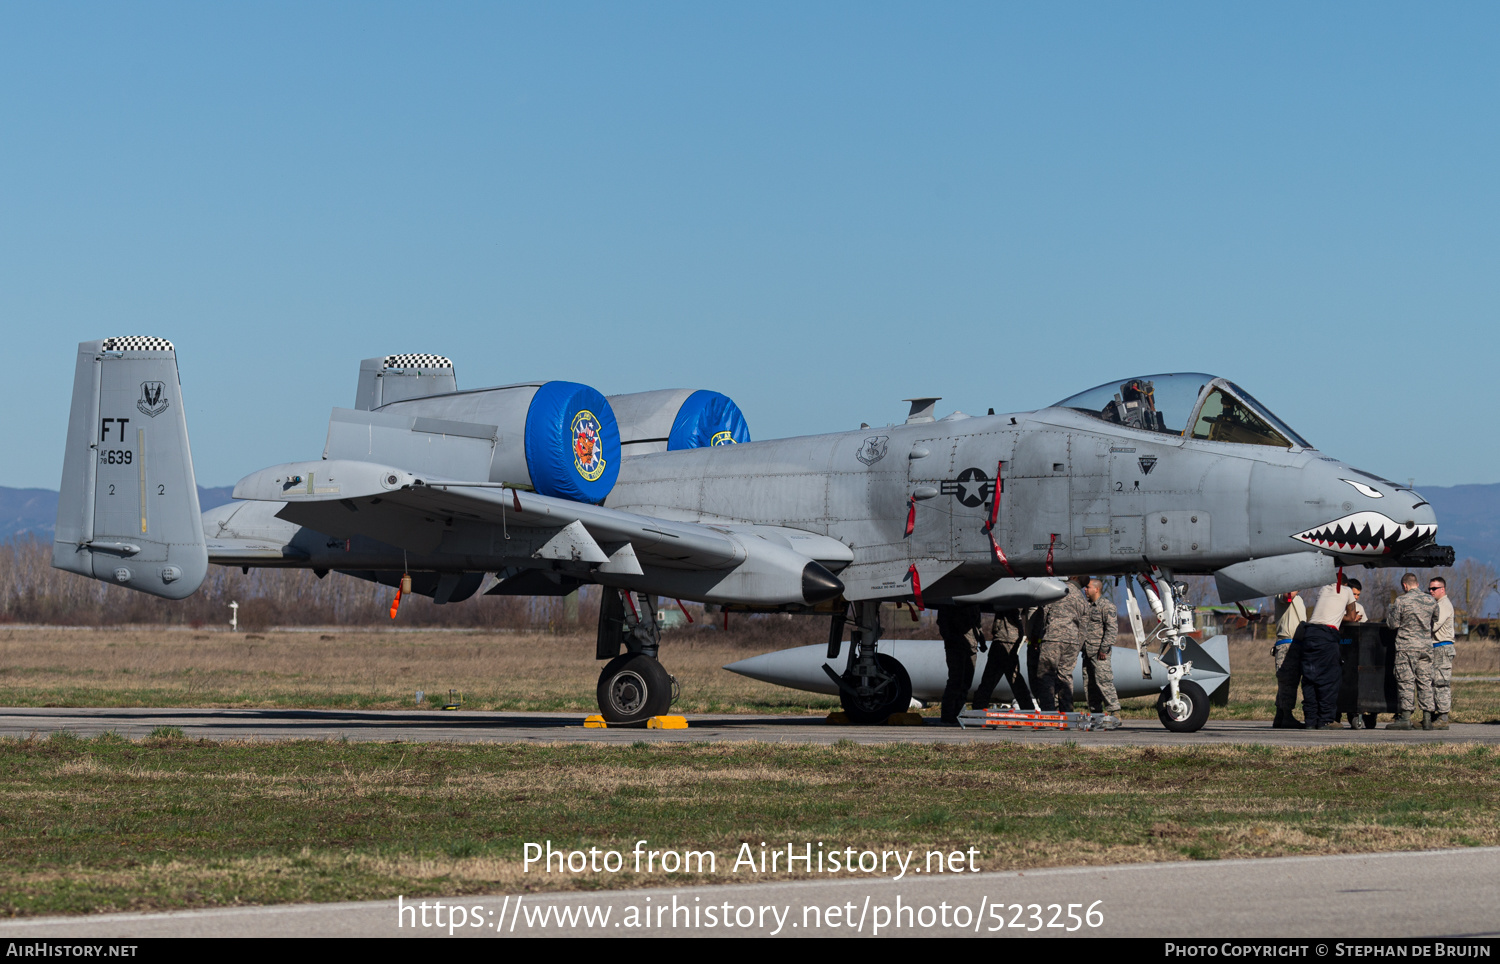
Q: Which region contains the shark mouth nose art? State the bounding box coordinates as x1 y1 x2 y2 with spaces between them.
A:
1292 511 1436 555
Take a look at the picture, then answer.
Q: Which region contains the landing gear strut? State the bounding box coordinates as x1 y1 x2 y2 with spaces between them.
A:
1128 571 1210 733
595 589 678 725
823 601 913 724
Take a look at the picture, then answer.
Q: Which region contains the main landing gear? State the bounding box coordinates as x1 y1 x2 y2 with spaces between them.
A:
595 589 679 725
822 601 913 724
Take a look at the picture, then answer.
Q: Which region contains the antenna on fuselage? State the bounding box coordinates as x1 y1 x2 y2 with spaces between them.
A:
903 398 940 424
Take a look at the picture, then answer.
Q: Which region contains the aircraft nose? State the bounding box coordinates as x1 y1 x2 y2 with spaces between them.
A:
1289 464 1438 557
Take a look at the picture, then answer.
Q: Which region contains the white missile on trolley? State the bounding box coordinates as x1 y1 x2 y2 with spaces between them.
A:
724 635 1231 706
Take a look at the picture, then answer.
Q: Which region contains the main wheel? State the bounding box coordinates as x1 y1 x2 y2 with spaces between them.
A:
839 654 914 725
597 653 673 726
1156 679 1210 733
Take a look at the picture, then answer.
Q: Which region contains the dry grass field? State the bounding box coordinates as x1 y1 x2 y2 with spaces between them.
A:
2 625 1497 722
0 624 844 715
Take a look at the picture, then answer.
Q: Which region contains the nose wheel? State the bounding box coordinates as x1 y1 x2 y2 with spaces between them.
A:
1156 678 1210 732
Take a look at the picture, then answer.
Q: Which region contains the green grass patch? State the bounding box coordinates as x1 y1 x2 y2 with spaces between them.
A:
1 737 1497 918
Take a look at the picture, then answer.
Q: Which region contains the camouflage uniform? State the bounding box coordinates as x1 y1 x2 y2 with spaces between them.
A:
1386 588 1439 716
1036 582 1087 712
972 608 1036 710
1081 594 1121 714
937 604 986 723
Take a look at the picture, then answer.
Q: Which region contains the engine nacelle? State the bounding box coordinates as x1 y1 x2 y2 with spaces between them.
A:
329 381 621 504
608 388 751 457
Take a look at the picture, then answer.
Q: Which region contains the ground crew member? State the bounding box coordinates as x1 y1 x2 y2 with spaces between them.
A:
1273 590 1308 729
1385 573 1439 730
1429 576 1454 730
1300 580 1359 730
972 607 1037 710
1036 577 1088 712
937 603 986 725
1338 580 1366 728
1024 605 1046 703
1081 578 1122 716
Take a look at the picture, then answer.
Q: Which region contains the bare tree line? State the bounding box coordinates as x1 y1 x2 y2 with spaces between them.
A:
0 537 599 631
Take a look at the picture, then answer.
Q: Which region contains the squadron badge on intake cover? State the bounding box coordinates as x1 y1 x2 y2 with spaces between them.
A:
137 381 169 418
572 410 607 482
710 430 738 446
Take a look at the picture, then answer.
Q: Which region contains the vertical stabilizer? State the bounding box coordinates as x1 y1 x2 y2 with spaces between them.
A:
354 354 457 410
52 338 208 599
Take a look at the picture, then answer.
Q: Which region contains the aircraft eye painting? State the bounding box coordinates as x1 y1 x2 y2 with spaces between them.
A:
1341 479 1384 499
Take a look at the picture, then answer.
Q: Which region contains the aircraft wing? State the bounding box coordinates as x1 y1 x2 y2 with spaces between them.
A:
231 459 851 605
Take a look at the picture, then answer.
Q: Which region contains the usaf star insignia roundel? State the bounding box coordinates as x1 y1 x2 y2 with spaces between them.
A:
952 467 992 507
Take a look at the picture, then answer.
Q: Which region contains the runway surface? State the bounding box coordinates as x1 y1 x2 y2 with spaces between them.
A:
3 847 1497 938
2 705 1497 745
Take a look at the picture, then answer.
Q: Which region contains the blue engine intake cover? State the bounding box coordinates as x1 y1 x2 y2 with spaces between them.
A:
524 381 621 503
667 390 752 450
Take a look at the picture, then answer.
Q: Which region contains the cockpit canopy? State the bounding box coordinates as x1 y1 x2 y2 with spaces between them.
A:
1053 373 1312 449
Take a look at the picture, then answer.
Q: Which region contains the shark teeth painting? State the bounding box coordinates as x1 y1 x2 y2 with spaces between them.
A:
1292 511 1437 556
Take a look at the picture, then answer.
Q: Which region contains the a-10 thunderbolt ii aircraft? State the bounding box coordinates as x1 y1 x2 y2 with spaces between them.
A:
53 339 1450 729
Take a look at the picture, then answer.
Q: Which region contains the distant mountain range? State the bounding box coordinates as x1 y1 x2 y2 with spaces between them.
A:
1416 485 1500 572
1 486 235 543
5 483 1498 571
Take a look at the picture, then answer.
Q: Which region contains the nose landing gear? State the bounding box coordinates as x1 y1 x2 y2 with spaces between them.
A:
1156 677 1210 732
1128 571 1212 733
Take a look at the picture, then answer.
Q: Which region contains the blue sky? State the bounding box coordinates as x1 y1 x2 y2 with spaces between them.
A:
3 2 1496 489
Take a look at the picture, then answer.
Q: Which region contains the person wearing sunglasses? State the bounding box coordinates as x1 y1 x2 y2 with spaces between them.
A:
1429 577 1454 730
